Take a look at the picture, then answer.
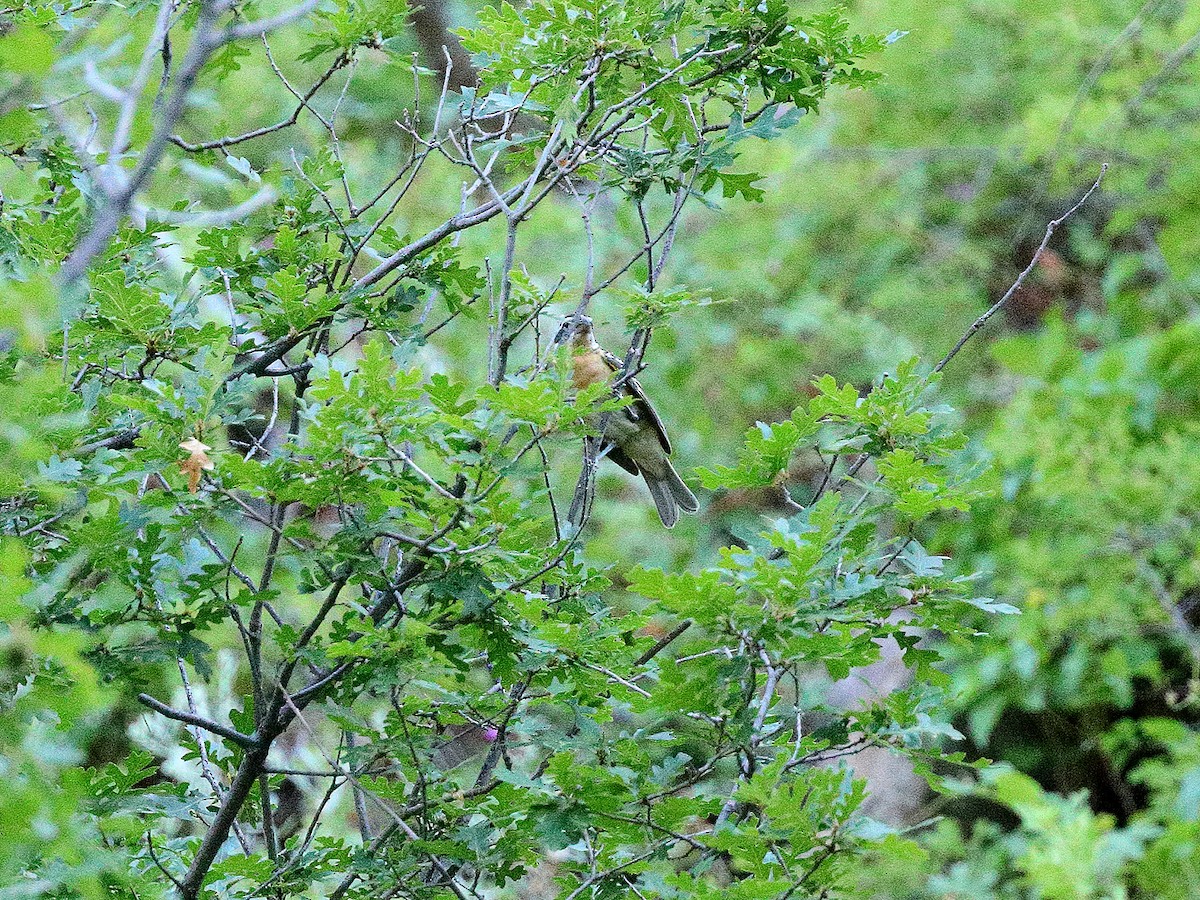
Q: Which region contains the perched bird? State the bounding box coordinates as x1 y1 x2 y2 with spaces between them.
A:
557 315 699 527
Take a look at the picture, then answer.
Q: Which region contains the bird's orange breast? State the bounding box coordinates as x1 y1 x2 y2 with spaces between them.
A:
572 349 613 391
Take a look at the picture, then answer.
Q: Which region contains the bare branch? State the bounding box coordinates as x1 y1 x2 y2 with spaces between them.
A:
934 164 1107 373
225 0 320 41
136 692 259 749
139 186 277 227
633 619 693 667
169 53 349 152
111 0 178 156
58 0 320 286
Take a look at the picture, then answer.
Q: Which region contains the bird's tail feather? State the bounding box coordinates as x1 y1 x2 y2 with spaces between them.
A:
645 476 680 528
664 460 699 512
646 460 698 527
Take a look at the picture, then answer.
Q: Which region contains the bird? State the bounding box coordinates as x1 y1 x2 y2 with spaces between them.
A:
556 315 699 527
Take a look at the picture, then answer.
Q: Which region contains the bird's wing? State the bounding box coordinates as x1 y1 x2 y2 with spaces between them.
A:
606 445 641 476
599 348 672 456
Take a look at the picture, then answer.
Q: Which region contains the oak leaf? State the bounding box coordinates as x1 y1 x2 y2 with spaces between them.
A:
179 438 214 493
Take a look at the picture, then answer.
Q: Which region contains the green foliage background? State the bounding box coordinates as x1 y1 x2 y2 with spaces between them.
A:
4 0 1200 897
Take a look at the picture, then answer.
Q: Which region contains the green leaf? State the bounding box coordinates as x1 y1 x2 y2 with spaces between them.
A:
0 24 53 76
697 412 819 489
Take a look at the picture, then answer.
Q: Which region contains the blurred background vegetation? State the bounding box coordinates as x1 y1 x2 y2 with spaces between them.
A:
6 0 1200 896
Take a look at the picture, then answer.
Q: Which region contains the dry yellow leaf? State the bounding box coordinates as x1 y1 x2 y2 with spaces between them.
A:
179 438 214 493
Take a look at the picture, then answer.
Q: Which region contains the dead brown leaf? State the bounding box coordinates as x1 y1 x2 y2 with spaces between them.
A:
179 438 215 493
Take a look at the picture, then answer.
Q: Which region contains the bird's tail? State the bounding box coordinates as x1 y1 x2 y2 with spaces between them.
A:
645 460 699 528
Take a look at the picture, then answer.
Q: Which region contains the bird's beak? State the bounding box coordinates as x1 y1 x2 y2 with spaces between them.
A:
553 314 592 346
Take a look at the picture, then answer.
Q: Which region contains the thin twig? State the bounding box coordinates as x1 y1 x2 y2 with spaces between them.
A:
136 692 259 748
633 619 693 667
933 164 1107 373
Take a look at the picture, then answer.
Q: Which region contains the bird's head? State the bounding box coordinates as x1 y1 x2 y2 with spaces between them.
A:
553 314 596 350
